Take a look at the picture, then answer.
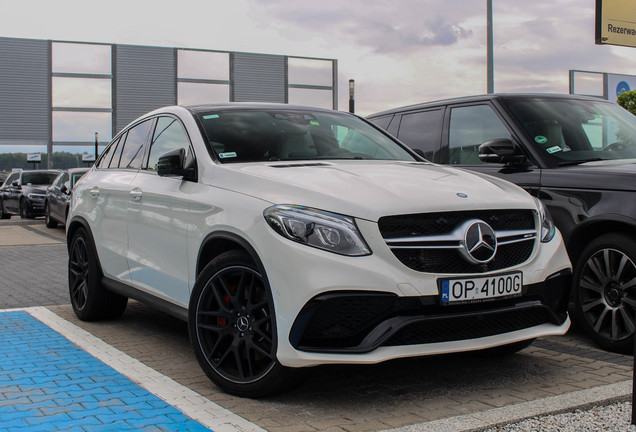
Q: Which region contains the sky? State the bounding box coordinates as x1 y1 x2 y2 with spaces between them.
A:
1 0 636 118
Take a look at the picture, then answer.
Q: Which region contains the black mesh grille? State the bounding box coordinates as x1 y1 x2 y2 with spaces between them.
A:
383 308 550 346
378 210 536 274
378 209 535 238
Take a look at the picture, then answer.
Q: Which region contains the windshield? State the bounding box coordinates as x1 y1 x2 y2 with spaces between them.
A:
21 172 58 185
197 109 416 163
503 98 636 164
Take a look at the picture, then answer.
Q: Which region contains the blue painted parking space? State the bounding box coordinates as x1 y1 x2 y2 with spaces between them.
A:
0 311 212 432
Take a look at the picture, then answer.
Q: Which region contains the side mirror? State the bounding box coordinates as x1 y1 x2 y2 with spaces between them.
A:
61 184 69 195
157 148 197 181
11 180 19 187
479 138 526 164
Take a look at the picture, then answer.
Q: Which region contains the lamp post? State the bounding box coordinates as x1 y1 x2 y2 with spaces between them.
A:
349 79 355 114
487 0 494 94
94 132 99 163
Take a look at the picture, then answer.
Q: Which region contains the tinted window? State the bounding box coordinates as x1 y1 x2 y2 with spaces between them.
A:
97 136 119 169
110 133 126 168
504 98 636 162
56 172 69 188
119 120 153 169
4 173 19 187
198 110 415 163
448 105 511 165
21 172 59 185
370 115 393 130
396 109 443 160
146 117 193 171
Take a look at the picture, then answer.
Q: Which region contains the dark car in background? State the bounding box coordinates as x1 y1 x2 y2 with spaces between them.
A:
0 169 60 219
45 167 89 228
369 93 636 353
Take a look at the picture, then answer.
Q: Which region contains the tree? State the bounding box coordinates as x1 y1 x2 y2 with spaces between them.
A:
617 90 636 116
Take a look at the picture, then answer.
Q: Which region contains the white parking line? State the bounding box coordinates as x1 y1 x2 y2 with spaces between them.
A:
4 306 266 432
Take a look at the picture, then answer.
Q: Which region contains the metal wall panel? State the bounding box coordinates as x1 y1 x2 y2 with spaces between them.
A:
0 37 50 145
114 45 176 134
232 53 286 103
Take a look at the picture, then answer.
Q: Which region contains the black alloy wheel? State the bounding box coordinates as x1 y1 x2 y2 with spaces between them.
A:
573 233 636 353
45 202 58 228
189 250 296 397
68 227 127 321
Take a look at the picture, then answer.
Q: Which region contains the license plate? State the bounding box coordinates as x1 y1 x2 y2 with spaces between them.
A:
440 272 522 305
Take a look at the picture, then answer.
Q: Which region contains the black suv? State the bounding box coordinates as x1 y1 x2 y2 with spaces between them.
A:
0 169 60 219
369 93 636 353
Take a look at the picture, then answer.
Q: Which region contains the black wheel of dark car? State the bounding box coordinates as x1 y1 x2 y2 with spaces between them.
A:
572 233 636 353
189 250 297 397
20 198 32 219
44 201 58 228
0 199 10 219
68 227 128 321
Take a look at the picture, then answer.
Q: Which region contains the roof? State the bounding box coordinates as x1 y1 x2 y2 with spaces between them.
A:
368 93 611 117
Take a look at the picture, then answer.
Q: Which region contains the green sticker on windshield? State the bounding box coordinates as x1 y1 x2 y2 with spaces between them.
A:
310 121 320 126
535 136 548 144
546 146 562 154
203 114 220 120
219 152 237 159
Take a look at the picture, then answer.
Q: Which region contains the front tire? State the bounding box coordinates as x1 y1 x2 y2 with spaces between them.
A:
45 202 58 228
20 198 32 219
188 250 297 397
68 227 127 321
572 233 636 353
0 200 10 219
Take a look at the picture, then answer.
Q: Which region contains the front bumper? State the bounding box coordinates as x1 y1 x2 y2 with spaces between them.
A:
290 269 571 353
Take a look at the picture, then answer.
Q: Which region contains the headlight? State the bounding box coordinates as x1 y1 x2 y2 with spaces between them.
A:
27 193 45 200
264 205 371 256
535 198 556 243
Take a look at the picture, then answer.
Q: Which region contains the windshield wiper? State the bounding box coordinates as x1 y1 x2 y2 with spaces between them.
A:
557 158 603 166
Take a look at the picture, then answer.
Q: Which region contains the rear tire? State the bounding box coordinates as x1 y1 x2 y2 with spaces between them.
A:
68 227 127 321
189 250 298 397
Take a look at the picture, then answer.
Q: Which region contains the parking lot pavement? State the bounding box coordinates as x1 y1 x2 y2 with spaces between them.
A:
0 219 634 431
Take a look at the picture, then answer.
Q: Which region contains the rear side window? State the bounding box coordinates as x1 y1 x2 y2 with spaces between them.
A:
118 120 154 169
369 115 393 131
97 136 119 169
396 109 444 160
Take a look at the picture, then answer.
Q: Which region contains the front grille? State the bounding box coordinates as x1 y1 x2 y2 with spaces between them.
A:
378 210 537 274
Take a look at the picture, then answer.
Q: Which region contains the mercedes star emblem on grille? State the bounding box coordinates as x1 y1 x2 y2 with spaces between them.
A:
462 221 497 264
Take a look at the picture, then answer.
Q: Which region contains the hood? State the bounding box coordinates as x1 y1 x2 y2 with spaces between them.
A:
544 159 636 192
212 161 536 221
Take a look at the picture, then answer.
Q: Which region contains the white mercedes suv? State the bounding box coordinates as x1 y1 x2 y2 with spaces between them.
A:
67 103 571 397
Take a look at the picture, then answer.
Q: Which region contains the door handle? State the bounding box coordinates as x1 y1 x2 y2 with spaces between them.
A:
129 189 143 201
88 187 99 198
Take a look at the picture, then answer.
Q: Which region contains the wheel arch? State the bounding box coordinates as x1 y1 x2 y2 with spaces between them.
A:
565 214 636 264
196 231 268 281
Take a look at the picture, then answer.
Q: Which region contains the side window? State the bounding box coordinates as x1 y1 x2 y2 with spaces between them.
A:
369 115 393 131
97 136 120 169
119 120 153 169
448 105 511 165
146 117 193 171
108 134 126 168
56 173 69 188
5 173 19 186
396 109 443 160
